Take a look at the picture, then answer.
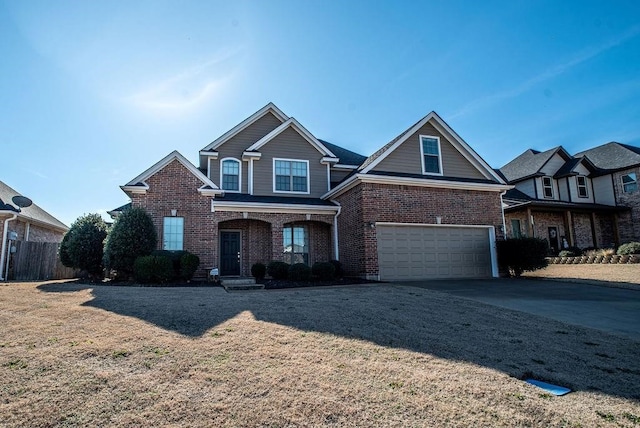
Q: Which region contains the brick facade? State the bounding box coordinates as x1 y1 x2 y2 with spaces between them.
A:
613 167 640 243
0 215 64 244
130 159 335 278
336 182 504 278
504 210 619 253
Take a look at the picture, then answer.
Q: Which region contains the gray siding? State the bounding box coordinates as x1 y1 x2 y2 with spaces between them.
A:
593 175 616 205
330 168 354 186
209 112 284 193
540 153 566 175
372 122 486 180
568 175 594 203
252 127 329 197
558 177 569 201
515 178 535 198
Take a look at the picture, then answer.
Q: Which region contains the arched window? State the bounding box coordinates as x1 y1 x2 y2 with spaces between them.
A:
221 158 240 191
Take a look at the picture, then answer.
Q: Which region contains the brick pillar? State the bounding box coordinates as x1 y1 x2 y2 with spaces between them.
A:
271 222 283 262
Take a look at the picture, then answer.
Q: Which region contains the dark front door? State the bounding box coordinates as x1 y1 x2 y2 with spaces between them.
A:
220 231 240 276
548 227 559 254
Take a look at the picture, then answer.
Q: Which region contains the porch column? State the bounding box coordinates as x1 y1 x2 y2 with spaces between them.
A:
590 212 599 248
613 213 620 247
526 208 534 237
564 211 575 247
271 222 283 262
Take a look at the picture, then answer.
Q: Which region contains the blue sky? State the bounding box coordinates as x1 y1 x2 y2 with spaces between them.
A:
2 0 639 227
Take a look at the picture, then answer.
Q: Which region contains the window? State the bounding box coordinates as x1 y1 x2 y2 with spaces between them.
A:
622 173 638 193
511 219 522 239
274 159 308 193
221 159 240 191
542 176 554 198
420 135 442 174
576 176 588 198
283 225 308 264
163 217 184 250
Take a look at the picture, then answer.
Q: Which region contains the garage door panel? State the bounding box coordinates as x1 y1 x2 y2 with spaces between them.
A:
377 225 492 281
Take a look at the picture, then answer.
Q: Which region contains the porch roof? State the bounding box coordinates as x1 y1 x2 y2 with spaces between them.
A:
215 193 337 206
504 199 629 214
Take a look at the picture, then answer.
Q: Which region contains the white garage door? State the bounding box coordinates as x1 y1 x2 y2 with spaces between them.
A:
376 224 493 281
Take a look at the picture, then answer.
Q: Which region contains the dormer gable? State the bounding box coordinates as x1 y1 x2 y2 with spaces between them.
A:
499 146 571 183
359 111 503 183
245 118 337 161
198 103 289 169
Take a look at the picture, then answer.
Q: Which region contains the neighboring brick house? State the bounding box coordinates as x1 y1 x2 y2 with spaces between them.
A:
0 179 69 280
117 103 510 281
498 142 640 253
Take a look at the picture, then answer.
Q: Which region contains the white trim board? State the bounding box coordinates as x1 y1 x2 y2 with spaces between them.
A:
211 200 339 215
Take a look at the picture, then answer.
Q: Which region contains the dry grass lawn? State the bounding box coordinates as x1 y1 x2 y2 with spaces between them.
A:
1 281 639 427
523 264 640 286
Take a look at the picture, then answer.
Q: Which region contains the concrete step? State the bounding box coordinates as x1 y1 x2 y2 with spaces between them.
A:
222 278 264 291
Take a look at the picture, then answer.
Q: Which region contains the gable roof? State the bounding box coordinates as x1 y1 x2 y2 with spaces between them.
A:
245 118 337 158
122 150 222 196
0 180 68 231
318 139 367 167
358 111 505 183
200 103 288 153
575 142 640 171
499 146 571 182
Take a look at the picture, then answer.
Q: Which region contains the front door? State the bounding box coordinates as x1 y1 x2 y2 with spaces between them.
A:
548 227 559 254
220 231 241 276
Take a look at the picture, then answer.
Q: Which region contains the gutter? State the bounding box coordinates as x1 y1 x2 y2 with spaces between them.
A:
0 212 18 281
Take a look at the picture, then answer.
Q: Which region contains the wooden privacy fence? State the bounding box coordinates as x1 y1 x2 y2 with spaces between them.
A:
10 241 76 281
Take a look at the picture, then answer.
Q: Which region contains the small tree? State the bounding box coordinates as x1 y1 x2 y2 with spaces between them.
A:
103 207 157 278
497 238 548 277
60 213 108 278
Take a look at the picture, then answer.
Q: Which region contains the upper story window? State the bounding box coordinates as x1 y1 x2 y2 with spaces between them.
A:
221 158 240 192
420 135 442 175
542 176 554 198
622 173 638 193
274 159 309 193
163 217 184 250
576 176 588 198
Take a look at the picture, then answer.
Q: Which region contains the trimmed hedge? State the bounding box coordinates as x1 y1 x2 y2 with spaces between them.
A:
329 260 344 278
617 242 640 255
267 261 289 280
497 238 548 277
133 255 173 284
312 262 336 280
60 213 108 278
251 262 266 280
289 263 311 281
104 207 157 277
180 252 200 281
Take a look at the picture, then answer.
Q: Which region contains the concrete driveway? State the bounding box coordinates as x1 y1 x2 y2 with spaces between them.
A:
401 278 640 341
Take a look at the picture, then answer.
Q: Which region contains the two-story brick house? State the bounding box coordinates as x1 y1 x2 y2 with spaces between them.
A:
499 142 640 252
117 103 510 281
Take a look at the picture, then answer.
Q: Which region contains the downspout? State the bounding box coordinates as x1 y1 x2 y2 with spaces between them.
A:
499 190 507 240
331 200 342 260
0 213 18 281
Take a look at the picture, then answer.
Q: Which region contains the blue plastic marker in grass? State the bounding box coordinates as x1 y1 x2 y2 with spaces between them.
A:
525 379 571 396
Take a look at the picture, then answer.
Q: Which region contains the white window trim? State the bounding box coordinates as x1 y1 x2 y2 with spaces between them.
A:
576 175 589 198
220 157 242 193
622 172 638 193
273 158 310 194
542 176 554 199
419 135 444 176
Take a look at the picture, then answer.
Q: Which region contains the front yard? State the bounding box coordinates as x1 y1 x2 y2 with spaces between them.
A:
1 281 639 427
